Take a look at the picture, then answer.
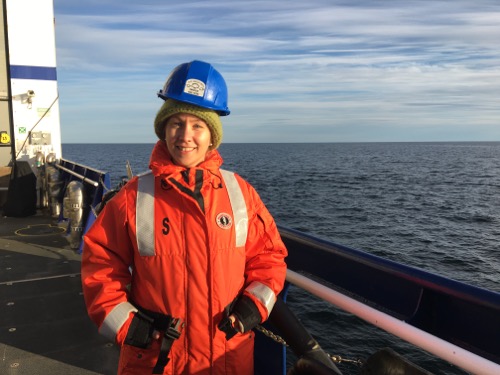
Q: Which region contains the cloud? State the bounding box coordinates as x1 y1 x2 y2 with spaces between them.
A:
53 0 500 143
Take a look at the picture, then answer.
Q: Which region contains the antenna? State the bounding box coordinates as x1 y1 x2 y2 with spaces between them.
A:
126 160 133 180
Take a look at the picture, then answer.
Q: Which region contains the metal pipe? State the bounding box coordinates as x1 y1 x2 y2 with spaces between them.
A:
286 269 500 375
55 164 99 187
1 0 17 165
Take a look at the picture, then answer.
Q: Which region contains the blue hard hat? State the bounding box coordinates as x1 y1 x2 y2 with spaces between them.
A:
157 60 230 116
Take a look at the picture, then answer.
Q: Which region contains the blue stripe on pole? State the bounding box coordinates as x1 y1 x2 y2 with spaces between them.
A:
10 65 57 81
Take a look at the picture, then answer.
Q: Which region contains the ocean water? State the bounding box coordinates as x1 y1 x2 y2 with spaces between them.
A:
63 142 500 374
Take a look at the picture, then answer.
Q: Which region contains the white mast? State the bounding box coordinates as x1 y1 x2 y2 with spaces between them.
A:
1 0 62 169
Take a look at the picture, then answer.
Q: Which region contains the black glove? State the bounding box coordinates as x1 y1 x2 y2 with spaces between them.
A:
218 295 261 340
124 311 155 348
231 295 261 332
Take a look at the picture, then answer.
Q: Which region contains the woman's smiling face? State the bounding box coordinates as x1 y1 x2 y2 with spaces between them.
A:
164 113 212 168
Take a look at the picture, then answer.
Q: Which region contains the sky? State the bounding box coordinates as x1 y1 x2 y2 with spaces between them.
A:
52 0 500 144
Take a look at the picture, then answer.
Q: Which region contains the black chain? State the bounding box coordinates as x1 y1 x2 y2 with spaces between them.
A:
255 325 363 367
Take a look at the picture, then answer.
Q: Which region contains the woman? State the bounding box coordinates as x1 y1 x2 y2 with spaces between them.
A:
81 60 288 375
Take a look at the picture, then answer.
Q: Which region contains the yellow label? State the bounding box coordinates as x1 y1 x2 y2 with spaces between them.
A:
0 131 11 144
37 108 50 117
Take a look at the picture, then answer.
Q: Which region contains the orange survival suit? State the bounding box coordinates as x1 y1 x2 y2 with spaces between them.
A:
81 141 288 375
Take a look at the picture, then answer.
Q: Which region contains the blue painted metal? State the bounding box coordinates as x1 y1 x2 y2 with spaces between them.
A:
10 65 57 80
254 284 290 375
57 159 111 253
279 225 500 365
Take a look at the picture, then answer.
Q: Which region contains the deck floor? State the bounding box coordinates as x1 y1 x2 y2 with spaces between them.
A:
0 211 119 375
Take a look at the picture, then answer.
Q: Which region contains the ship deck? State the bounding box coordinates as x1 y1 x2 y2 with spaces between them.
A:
0 211 119 375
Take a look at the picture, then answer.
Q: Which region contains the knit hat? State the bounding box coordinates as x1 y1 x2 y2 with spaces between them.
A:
154 99 223 149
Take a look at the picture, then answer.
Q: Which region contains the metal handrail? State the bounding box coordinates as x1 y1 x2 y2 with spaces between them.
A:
286 269 500 375
55 164 99 187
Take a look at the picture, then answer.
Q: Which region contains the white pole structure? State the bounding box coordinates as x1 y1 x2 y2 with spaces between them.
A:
286 269 500 375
